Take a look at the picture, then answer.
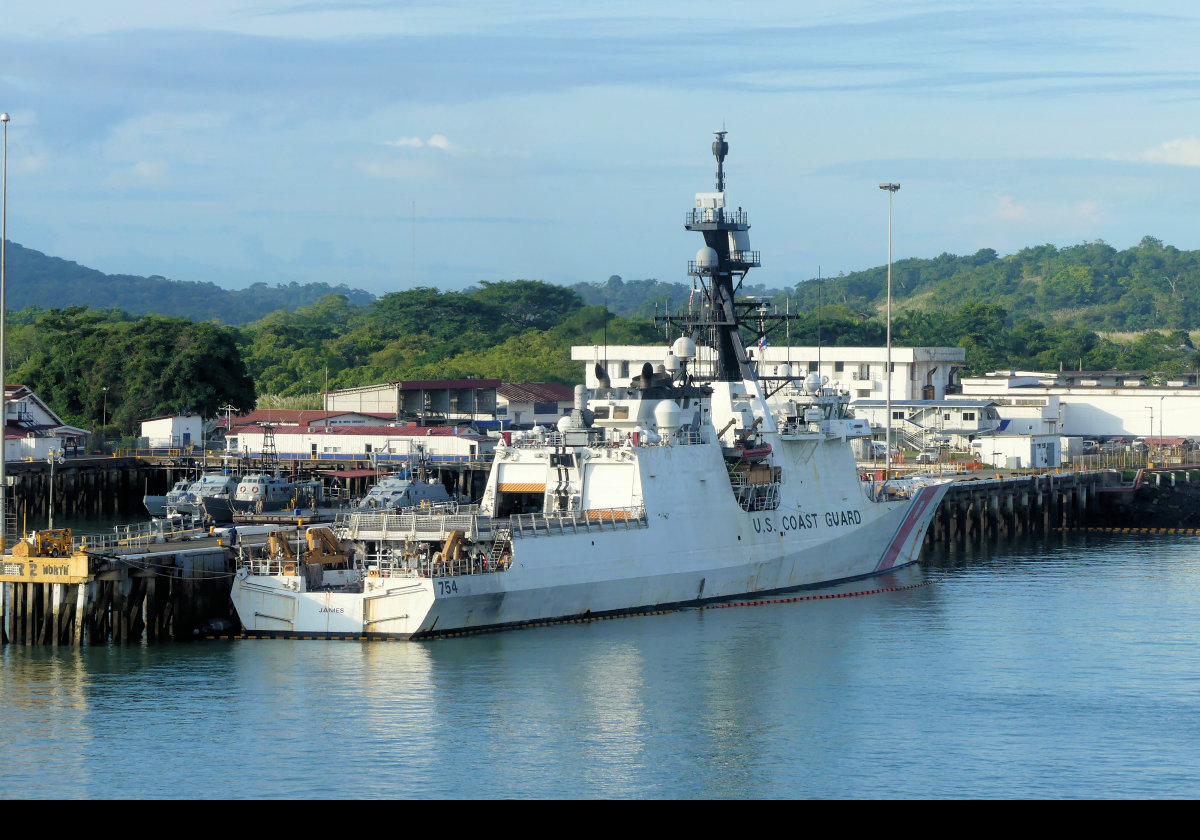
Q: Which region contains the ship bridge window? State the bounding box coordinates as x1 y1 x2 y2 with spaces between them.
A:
593 405 610 419
613 405 630 420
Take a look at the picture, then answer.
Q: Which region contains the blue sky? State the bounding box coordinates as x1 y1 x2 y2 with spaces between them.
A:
3 1 1200 296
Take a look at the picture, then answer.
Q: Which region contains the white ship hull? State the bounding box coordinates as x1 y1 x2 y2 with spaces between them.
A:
231 442 948 639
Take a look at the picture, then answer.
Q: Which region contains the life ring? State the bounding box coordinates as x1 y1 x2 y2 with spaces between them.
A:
238 485 246 493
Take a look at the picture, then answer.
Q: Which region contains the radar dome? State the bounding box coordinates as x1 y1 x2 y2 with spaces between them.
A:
805 372 822 393
695 246 719 271
672 336 698 359
654 400 682 435
664 352 680 373
557 415 573 434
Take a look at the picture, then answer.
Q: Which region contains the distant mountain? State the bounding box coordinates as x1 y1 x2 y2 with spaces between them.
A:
2 241 375 323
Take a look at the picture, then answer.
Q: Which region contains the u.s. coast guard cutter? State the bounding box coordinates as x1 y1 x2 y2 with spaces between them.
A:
230 133 951 639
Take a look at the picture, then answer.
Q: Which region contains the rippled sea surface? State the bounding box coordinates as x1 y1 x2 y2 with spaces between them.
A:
5 532 1200 799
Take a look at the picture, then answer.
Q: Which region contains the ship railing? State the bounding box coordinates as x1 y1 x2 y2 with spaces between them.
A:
684 208 749 226
75 518 210 552
238 556 288 576
507 505 648 538
334 510 492 541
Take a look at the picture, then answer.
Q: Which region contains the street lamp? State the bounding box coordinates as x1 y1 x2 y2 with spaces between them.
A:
219 404 238 452
879 182 900 477
0 112 10 550
1159 394 1165 463
47 449 65 530
1145 405 1153 465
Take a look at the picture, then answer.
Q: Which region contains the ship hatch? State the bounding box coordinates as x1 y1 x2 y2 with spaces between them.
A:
495 487 546 516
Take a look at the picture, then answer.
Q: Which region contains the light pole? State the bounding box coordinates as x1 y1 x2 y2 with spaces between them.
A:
47 450 64 530
1159 394 1165 463
1145 405 1153 465
879 182 900 477
0 112 10 550
219 404 238 452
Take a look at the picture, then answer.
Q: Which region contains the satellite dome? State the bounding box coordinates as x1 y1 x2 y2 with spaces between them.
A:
654 399 682 434
672 336 698 359
664 352 680 372
805 372 822 393
695 246 719 271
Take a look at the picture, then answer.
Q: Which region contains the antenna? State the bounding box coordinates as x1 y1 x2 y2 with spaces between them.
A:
817 266 822 376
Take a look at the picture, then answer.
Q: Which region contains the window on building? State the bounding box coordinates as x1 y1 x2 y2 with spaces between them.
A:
944 413 951 421
892 410 905 421
834 361 844 373
963 412 976 421
808 361 819 372
858 364 870 379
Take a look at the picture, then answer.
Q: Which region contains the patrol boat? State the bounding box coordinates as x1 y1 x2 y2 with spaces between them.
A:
230 132 950 639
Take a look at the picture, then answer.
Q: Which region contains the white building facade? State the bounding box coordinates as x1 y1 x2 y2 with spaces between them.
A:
952 371 1200 440
140 414 204 449
4 384 90 462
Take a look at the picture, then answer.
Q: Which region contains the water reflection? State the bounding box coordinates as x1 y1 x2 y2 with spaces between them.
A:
4 534 1200 798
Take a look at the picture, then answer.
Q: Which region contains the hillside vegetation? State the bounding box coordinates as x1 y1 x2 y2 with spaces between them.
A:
4 241 374 324
9 238 1200 436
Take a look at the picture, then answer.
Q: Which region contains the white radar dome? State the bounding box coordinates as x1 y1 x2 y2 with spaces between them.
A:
695 246 719 271
664 352 680 373
805 372 822 393
654 400 682 434
672 336 698 359
557 415 573 434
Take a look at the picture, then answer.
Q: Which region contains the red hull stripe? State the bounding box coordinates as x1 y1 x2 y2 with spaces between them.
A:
876 485 939 572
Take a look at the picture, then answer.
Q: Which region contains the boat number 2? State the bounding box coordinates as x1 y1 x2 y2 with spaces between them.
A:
435 579 459 595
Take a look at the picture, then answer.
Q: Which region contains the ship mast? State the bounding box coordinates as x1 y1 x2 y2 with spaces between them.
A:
657 132 794 384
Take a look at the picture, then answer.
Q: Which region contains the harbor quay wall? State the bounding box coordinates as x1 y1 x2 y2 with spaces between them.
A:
921 466 1200 545
2 545 233 647
3 456 151 523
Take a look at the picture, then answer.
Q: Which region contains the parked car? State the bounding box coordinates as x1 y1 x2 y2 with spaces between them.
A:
916 448 940 464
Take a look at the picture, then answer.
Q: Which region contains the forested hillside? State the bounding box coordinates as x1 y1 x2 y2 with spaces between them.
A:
575 237 1200 332
4 241 375 324
10 238 1200 437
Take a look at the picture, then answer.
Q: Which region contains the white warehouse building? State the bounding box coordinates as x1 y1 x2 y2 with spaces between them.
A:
951 371 1200 440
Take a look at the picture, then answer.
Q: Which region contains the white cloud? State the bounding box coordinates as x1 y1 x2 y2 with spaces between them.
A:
994 194 1027 220
1138 137 1200 167
384 134 454 151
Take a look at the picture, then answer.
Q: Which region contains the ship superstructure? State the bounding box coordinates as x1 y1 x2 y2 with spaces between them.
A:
230 133 950 639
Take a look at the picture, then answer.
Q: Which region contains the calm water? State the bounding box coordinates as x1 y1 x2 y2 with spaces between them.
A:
4 532 1200 799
